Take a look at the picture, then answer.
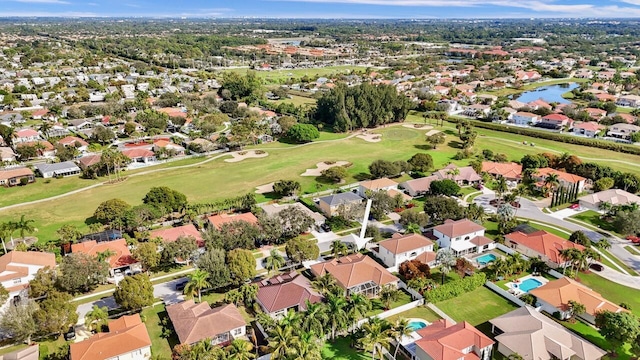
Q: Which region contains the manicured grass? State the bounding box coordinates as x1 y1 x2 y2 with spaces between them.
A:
227 66 367 84
434 286 519 326
457 186 478 198
269 94 317 107
559 317 632 359
384 305 442 324
368 290 414 316
577 272 640 317
570 210 620 236
625 246 640 256
141 304 178 360
322 337 368 360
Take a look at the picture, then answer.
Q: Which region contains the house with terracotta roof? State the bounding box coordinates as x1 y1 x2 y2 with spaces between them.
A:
399 175 439 197
572 121 604 138
511 111 540 126
255 272 323 318
432 164 481 186
578 189 640 211
310 253 398 297
166 301 246 346
490 306 606 360
153 139 185 156
122 148 156 163
585 108 607 120
149 224 204 247
357 177 399 197
505 230 585 268
0 251 55 307
374 233 435 268
77 154 102 170
406 319 494 360
58 136 89 152
538 114 572 130
207 212 259 230
0 147 16 162
13 129 40 144
481 161 522 181
0 167 34 187
70 314 152 360
532 167 586 194
317 192 364 217
71 239 139 276
433 219 494 256
530 277 626 324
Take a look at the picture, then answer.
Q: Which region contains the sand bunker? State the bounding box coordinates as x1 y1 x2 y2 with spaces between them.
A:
425 130 442 137
301 161 351 177
403 124 433 130
255 182 274 194
356 133 382 143
224 150 269 163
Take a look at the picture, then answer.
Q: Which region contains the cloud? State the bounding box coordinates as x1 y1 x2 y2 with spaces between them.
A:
12 0 70 4
620 0 640 5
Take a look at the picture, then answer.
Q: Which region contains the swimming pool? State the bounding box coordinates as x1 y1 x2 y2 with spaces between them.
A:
476 253 497 265
516 278 543 292
408 320 428 331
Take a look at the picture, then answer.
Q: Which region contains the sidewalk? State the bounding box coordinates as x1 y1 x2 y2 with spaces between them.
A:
73 267 195 302
596 265 640 289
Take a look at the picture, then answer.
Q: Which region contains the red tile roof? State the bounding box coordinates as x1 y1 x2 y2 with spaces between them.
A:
415 319 494 360
506 230 585 264
122 148 154 159
379 233 433 255
71 239 136 269
481 162 522 179
310 253 398 290
256 272 323 314
149 224 204 247
207 212 259 229
434 219 485 239
535 167 586 184
166 301 246 345
58 136 89 147
70 314 151 360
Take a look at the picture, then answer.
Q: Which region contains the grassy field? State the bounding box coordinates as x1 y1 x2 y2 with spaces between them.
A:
384 306 442 324
560 318 632 359
142 304 178 360
434 286 519 326
3 118 640 244
269 94 317 107
570 210 620 235
322 337 368 360
577 272 640 317
225 66 367 84
625 246 640 256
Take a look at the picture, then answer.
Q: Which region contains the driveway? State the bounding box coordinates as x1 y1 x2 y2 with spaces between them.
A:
311 230 339 253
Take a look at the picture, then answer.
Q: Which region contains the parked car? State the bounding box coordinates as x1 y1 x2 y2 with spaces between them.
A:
175 280 188 291
570 203 580 210
64 327 76 341
589 263 603 272
626 235 640 244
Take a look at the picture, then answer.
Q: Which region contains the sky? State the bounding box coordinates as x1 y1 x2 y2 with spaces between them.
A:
3 0 640 19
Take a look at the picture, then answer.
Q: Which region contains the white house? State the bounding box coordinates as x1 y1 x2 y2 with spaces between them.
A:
33 161 82 179
0 251 56 308
432 219 494 256
511 111 540 126
358 178 399 197
374 233 435 268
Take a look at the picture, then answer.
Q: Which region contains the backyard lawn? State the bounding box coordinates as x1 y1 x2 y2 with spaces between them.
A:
322 337 368 360
384 306 442 324
570 210 620 235
434 286 519 326
141 304 178 360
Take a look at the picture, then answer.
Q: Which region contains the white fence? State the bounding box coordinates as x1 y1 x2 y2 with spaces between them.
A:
548 269 565 279
484 282 527 307
357 299 425 328
398 280 423 301
496 243 530 260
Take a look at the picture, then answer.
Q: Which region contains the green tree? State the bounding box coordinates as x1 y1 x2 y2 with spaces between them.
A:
379 285 400 310
184 269 211 302
85 305 109 332
264 249 285 275
92 126 116 144
0 300 38 343
423 196 465 224
286 124 319 143
326 294 348 340
429 179 461 196
93 198 131 225
285 237 320 264
12 215 35 240
321 166 348 183
227 248 256 285
226 339 255 360
56 224 83 245
196 248 231 289
301 302 328 336
330 240 349 258
593 177 615 192
311 273 339 296
358 318 392 360
568 300 586 318
436 248 456 285
161 236 199 265
369 159 401 179
426 132 446 149
569 231 591 247
142 186 188 214
595 311 640 356
221 71 263 102
408 153 434 172
272 180 301 197
33 291 78 336
132 242 160 271
58 253 109 293
28 266 57 298
114 274 154 310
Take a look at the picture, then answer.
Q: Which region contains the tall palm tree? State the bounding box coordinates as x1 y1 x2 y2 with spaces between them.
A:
302 302 328 336
85 305 109 332
311 273 339 296
268 323 295 360
496 176 508 200
291 331 323 360
330 240 349 258
379 286 400 310
544 173 560 193
12 215 36 242
226 339 255 360
326 294 348 340
436 248 456 285
264 249 285 275
559 248 581 275
568 300 586 318
184 269 211 302
347 293 372 331
239 283 258 307
391 318 413 359
359 318 392 360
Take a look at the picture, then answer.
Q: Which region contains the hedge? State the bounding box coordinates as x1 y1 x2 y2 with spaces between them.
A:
447 118 640 156
424 272 486 303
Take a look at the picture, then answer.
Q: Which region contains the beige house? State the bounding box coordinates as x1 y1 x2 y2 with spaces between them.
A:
490 306 606 360
166 300 246 346
317 192 363 217
578 189 640 211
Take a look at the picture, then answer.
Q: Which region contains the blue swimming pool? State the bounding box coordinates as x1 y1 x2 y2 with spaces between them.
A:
516 278 543 292
408 321 428 331
476 254 497 265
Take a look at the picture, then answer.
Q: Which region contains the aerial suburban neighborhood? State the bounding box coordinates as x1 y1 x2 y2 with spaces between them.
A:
1 12 640 360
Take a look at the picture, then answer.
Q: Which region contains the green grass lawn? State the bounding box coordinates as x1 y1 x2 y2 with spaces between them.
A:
141 304 178 359
322 337 368 360
268 94 317 107
625 246 640 256
368 290 414 316
559 318 632 359
577 272 640 317
457 186 478 198
384 305 442 324
570 210 617 232
227 66 367 84
434 286 519 326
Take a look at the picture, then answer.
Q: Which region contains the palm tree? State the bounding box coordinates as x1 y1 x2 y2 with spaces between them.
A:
184 269 211 302
559 248 582 275
544 173 560 193
291 331 323 360
85 305 109 332
311 273 339 296
12 215 36 242
405 223 422 234
594 239 611 251
264 249 285 275
302 301 328 336
446 167 460 181
379 285 400 310
0 222 15 253
38 122 52 139
496 176 508 200
488 258 510 280
330 240 349 258
326 294 348 340
347 293 372 331
359 318 392 360
568 300 586 318
268 323 295 360
465 203 486 223
239 283 258 307
436 248 456 285
391 318 413 359
226 339 255 360
96 249 116 263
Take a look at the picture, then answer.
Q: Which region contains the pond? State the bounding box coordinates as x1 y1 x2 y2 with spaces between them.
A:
513 82 579 104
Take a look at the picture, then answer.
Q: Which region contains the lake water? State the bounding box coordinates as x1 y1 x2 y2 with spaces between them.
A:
513 83 579 104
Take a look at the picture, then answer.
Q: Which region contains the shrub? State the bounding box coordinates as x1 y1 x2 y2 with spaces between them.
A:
423 273 486 302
